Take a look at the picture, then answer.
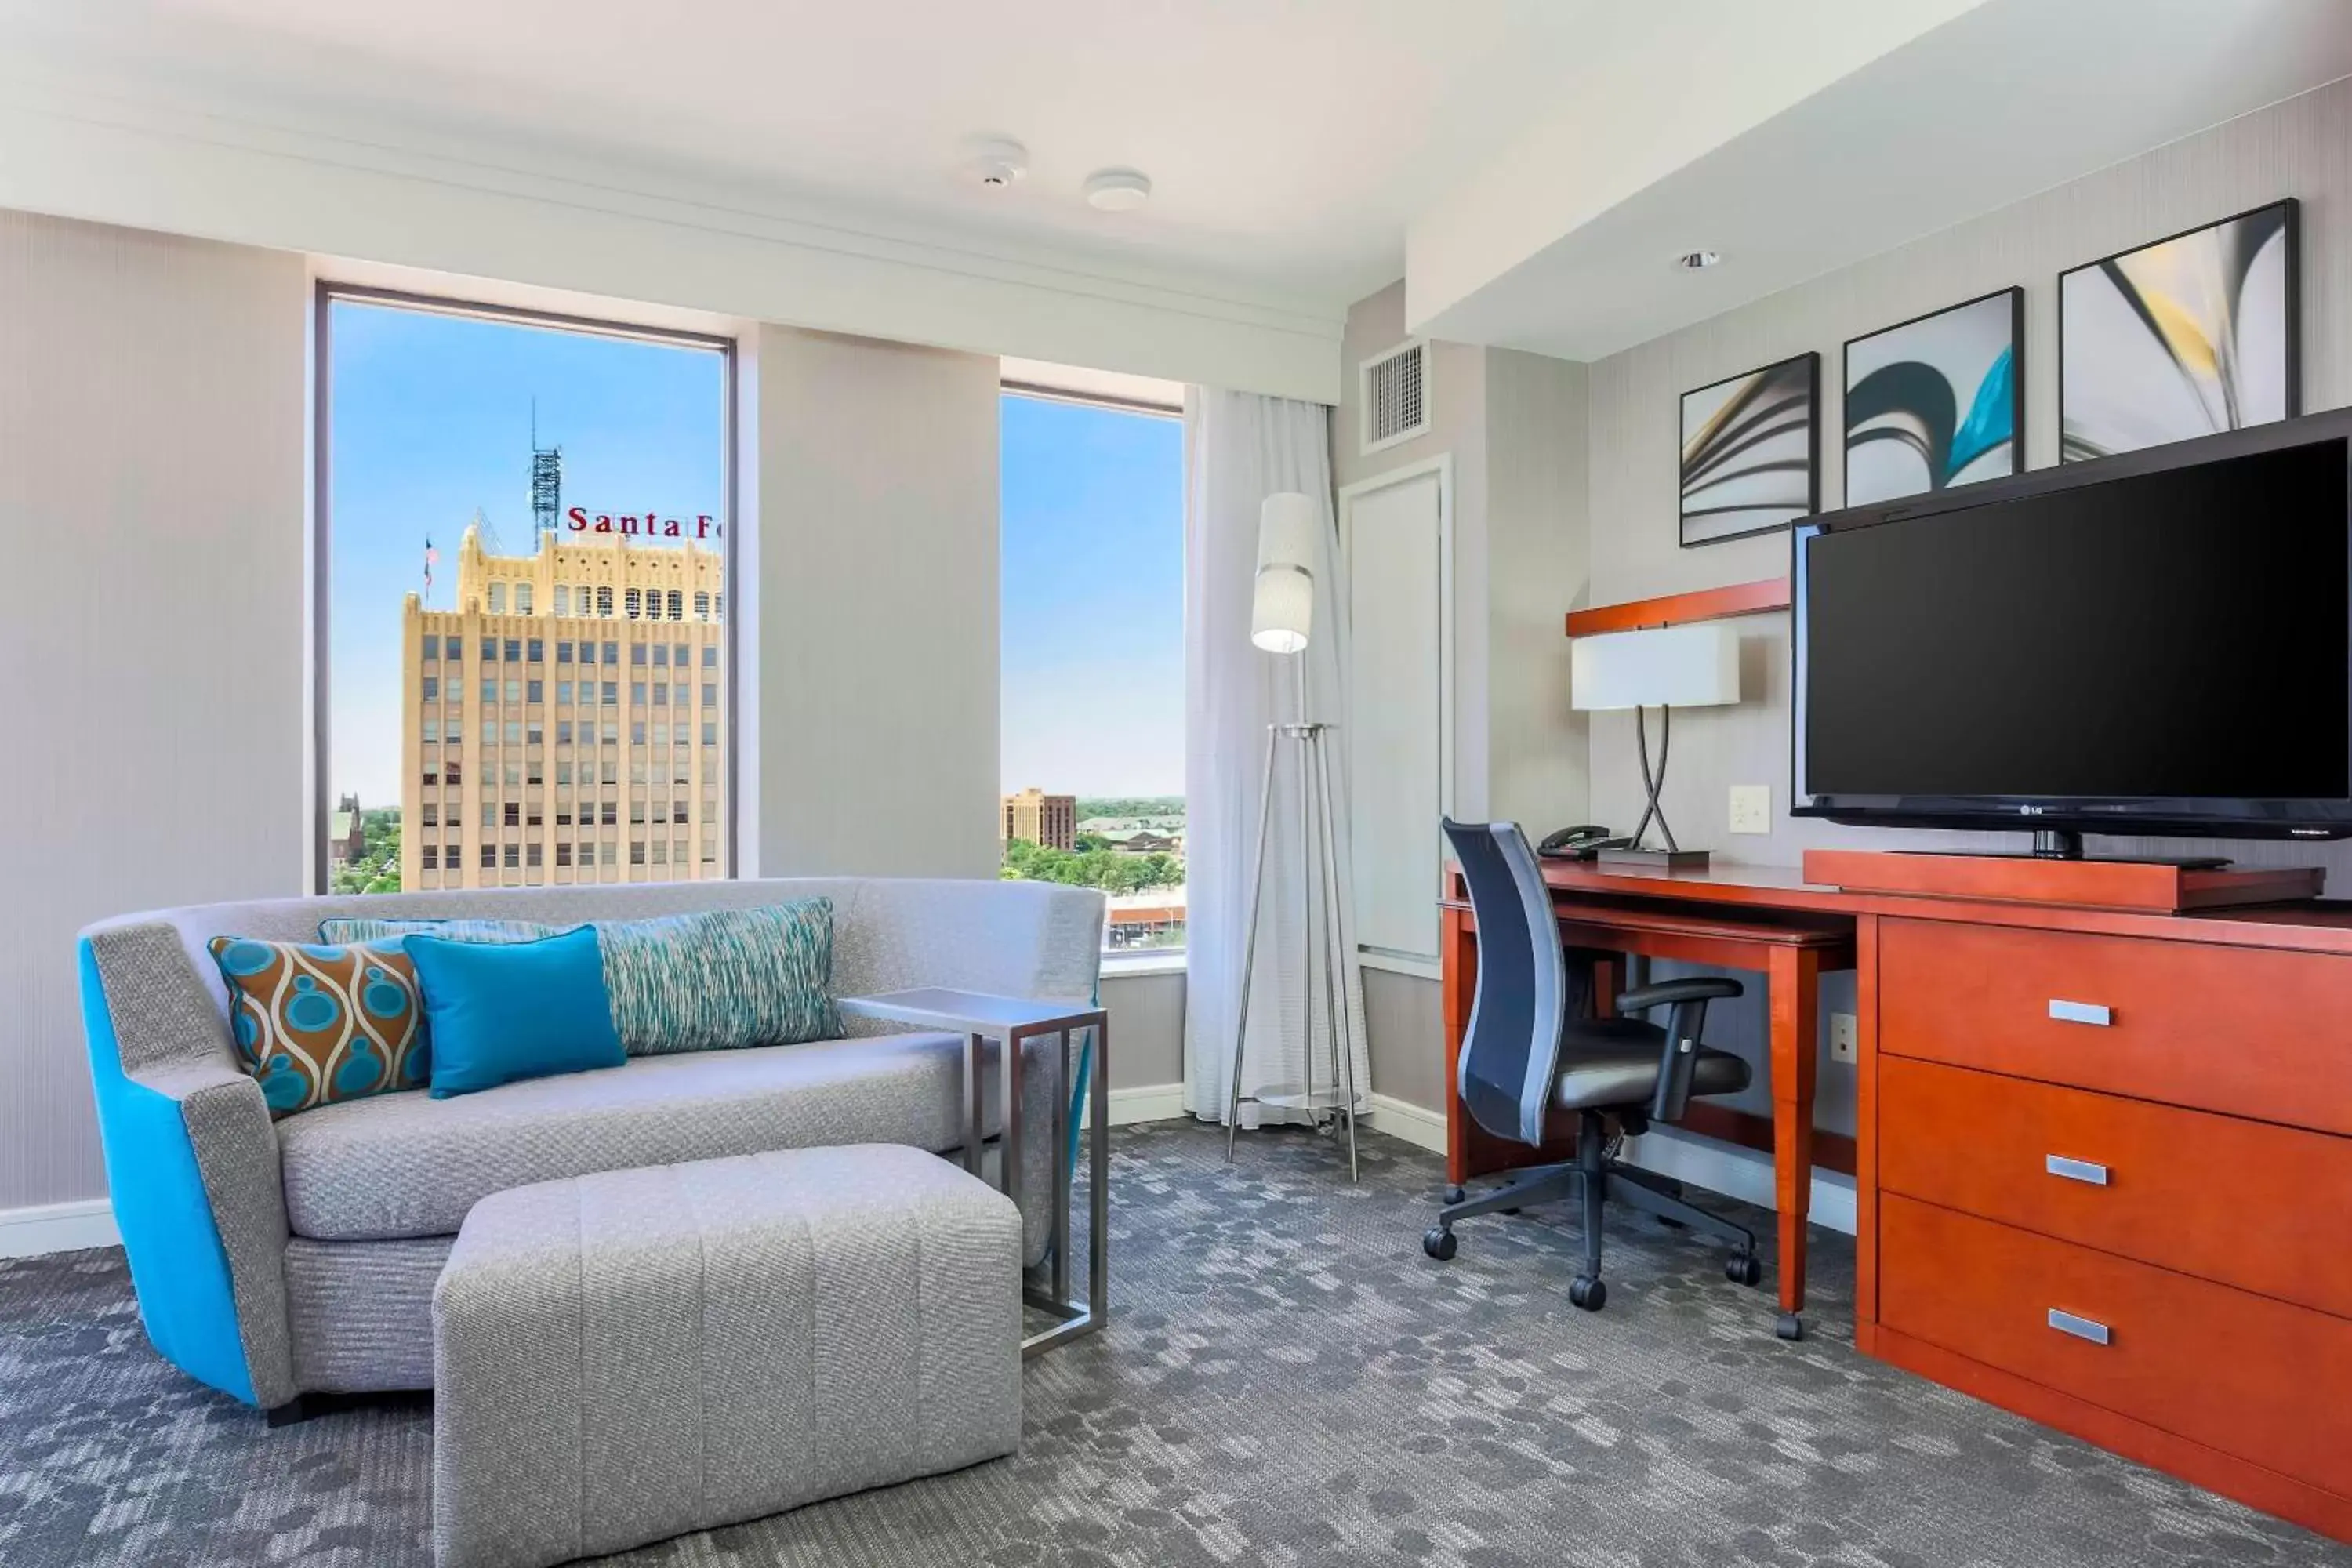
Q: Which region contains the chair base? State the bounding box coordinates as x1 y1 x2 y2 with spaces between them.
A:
1424 1112 1761 1315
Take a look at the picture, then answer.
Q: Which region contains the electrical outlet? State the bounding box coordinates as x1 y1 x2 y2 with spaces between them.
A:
1830 1013 1859 1064
1728 784 1772 835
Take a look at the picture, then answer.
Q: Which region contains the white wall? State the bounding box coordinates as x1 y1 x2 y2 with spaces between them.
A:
747 326 1003 880
0 209 310 1210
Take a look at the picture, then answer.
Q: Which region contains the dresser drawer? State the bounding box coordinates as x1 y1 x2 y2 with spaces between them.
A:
1879 1056 2352 1317
1878 918 2352 1134
1880 1195 2352 1497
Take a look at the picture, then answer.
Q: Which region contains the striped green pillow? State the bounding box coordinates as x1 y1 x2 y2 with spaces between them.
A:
318 916 574 947
594 900 840 1055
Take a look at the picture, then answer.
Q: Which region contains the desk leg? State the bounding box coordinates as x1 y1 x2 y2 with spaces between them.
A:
1440 906 1478 1190
1768 945 1820 1340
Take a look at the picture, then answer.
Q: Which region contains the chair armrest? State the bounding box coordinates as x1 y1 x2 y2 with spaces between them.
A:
1613 977 1742 1014
1617 977 1743 1125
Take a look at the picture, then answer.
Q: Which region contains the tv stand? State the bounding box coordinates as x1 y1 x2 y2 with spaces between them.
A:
2031 828 2083 859
2012 828 2227 867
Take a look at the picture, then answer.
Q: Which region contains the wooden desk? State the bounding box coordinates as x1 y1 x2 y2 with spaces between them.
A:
1442 851 2352 1540
1439 859 1859 1336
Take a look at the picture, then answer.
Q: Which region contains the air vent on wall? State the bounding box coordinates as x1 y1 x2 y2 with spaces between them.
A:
1360 339 1430 455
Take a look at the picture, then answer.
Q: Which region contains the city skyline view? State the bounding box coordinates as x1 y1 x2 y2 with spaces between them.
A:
328 299 728 812
331 306 1185 818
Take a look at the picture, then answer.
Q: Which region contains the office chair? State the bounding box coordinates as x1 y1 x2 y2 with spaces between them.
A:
1426 819 1762 1312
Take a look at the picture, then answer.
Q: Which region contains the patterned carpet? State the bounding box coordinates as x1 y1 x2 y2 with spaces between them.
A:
4 1121 2347 1568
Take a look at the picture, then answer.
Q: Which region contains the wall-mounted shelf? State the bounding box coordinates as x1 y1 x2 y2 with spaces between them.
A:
1563 576 1790 637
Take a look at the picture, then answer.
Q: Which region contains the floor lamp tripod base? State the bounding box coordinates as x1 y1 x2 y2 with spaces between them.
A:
1221 697 1362 1181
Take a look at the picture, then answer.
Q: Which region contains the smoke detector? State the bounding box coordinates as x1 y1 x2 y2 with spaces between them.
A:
960 136 1029 190
1676 249 1723 270
1083 169 1152 212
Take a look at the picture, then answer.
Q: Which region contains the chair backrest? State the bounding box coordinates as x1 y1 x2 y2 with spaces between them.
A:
1441 819 1567 1148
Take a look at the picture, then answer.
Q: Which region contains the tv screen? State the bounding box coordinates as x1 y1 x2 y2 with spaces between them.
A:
1795 424 2352 840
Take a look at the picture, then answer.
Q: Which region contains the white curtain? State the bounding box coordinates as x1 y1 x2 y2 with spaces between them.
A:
1182 388 1372 1127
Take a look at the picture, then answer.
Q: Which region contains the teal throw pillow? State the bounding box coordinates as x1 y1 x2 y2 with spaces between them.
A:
595 899 841 1055
402 926 625 1098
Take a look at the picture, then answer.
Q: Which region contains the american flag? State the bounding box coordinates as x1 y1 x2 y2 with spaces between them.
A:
423 536 439 601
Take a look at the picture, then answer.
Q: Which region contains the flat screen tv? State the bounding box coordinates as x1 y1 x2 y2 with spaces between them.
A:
1793 409 2352 852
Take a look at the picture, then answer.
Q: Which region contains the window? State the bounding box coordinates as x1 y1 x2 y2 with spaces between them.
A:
321 290 732 892
631 682 647 706
702 646 717 669
652 644 668 668
695 592 710 619
556 842 572 868
1000 383 1186 955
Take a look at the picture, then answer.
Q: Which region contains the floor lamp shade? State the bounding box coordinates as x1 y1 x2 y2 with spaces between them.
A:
1570 623 1740 712
1251 492 1319 653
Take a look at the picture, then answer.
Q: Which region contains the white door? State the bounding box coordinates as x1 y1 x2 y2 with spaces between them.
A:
1341 463 1449 971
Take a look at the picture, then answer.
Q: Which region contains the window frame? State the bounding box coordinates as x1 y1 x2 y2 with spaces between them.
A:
312 281 741 893
997 377 1189 967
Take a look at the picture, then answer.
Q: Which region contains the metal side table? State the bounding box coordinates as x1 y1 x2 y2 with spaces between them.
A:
837 987 1108 1356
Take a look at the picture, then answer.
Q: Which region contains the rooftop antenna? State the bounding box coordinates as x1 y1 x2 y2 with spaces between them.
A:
530 399 562 542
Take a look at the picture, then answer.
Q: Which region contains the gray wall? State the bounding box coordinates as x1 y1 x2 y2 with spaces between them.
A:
746 326 1003 880
0 211 310 1208
1100 970 1185 1090
1334 282 1592 1109
1352 73 2352 1121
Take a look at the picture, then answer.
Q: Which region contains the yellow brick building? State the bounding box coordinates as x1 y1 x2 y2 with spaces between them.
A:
401 524 726 890
1002 789 1076 852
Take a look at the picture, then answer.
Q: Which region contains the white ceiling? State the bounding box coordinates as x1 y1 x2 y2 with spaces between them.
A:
1417 0 2352 359
1 1 2347 370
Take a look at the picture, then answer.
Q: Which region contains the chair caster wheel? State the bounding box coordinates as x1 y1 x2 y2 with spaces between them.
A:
1443 1186 1465 1205
1777 1312 1805 1341
1569 1276 1606 1312
1726 1250 1762 1287
1423 1227 1458 1261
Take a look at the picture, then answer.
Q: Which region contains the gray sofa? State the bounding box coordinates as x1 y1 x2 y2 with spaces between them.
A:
78 876 1105 1413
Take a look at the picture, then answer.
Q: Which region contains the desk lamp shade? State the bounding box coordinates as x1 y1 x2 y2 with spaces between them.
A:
1570 623 1740 711
1251 492 1319 653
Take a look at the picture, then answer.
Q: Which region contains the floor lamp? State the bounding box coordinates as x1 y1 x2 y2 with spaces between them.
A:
1223 492 1361 1179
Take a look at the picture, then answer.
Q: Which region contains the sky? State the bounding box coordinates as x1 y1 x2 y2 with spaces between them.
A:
999 394 1185 799
328 301 1184 811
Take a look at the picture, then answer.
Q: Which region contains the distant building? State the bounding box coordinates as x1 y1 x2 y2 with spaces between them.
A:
401 522 727 891
328 793 367 866
1097 828 1181 855
1003 789 1076 852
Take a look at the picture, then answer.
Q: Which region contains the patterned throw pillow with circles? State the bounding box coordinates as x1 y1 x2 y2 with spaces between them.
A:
209 937 429 1118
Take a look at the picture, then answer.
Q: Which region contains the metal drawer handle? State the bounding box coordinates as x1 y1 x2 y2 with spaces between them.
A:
2047 999 2111 1027
2048 1308 2111 1345
2045 1155 2110 1186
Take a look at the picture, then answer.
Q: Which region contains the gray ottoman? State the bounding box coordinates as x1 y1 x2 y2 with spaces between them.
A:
431 1144 1024 1568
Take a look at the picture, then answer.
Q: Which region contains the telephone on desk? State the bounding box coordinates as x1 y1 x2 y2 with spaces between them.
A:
1537 825 1632 860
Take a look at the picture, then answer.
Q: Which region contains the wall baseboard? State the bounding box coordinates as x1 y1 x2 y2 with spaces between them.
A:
1351 1097 1858 1233
1624 1127 1858 1236
1367 1093 1449 1154
1092 1083 1189 1127
0 1198 120 1259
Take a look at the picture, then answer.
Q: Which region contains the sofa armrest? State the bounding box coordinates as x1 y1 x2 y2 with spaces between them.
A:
80 931 296 1409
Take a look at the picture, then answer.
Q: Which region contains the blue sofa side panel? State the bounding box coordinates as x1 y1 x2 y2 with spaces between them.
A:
78 940 257 1406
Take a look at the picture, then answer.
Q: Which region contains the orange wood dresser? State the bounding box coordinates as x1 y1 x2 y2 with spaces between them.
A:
1843 871 2352 1543
1440 849 2352 1541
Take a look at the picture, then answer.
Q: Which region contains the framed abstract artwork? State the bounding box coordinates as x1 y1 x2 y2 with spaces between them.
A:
1843 287 2022 506
1679 351 1818 546
2060 199 2299 463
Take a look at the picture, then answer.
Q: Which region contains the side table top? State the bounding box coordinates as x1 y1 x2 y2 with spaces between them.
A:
837 987 1101 1036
